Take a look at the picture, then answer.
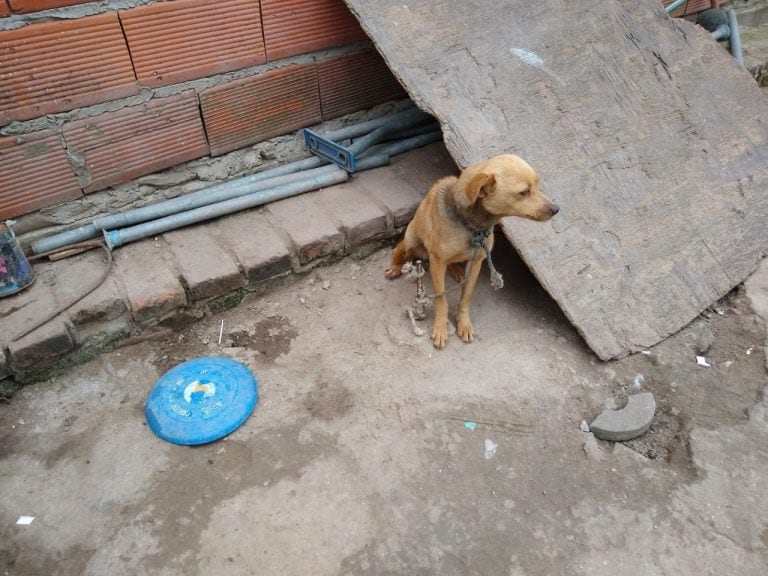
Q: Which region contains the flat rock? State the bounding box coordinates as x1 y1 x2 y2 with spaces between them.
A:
590 392 656 442
345 0 768 359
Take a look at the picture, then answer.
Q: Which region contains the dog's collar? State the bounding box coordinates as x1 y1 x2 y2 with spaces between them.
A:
470 226 493 249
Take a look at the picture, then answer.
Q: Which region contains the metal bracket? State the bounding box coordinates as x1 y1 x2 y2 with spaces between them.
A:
303 129 358 172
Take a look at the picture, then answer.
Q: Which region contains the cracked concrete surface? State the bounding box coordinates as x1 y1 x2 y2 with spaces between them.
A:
1 244 766 576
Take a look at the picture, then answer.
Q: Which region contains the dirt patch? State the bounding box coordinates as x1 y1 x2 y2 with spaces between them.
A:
224 315 298 362
303 380 355 421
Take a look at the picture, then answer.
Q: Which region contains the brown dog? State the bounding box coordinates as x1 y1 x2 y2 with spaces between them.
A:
385 154 559 348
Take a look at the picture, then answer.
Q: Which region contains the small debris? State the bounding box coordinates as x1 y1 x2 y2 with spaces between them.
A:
484 438 498 459
589 392 656 442
696 356 711 368
722 360 734 368
464 421 477 431
579 420 590 433
640 350 652 356
746 347 753 355
321 280 331 290
218 319 224 346
632 374 645 389
16 516 34 525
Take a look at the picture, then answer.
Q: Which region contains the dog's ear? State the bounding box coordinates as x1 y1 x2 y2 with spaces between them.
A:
465 173 496 204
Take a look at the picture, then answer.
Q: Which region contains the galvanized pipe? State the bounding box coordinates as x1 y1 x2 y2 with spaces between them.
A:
105 169 350 250
362 130 443 158
33 104 432 254
92 164 339 231
347 107 431 155
727 9 743 66
103 153 393 251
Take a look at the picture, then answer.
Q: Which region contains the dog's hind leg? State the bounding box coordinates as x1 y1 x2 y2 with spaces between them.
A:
385 226 420 279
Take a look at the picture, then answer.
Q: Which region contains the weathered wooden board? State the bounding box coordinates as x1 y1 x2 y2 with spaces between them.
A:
345 0 768 359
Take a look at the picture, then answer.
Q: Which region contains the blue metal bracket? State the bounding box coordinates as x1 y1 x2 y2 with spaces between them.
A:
303 129 358 172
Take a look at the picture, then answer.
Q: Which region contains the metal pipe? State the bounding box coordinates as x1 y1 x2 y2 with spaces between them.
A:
104 169 350 250
665 0 687 14
362 130 443 158
103 152 391 250
710 24 730 41
93 164 339 231
379 121 441 142
321 100 422 142
33 105 431 254
727 9 743 66
346 107 431 155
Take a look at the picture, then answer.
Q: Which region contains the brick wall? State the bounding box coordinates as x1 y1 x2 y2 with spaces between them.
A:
0 0 405 220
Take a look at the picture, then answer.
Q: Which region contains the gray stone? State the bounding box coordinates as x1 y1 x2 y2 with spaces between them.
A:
590 392 656 442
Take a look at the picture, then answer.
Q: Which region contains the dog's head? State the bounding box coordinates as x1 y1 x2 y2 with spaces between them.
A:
457 154 559 222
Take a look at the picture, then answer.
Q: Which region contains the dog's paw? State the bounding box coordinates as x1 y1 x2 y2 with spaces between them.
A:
448 262 466 283
432 323 449 349
457 318 474 343
385 265 402 280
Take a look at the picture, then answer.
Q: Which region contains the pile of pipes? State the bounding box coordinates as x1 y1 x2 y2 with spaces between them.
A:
32 100 441 255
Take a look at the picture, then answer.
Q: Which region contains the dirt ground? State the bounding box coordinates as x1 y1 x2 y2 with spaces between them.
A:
1 235 767 576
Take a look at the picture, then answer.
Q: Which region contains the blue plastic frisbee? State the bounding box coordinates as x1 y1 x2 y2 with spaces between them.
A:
145 356 258 445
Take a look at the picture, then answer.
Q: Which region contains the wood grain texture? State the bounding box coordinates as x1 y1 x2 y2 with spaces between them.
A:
344 0 768 359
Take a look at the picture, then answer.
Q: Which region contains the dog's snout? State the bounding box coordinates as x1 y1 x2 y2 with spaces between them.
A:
549 203 560 216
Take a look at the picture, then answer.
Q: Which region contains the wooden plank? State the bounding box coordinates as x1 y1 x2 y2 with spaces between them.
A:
344 0 768 359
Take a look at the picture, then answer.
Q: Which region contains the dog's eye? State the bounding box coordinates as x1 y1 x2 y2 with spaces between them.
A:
519 188 531 197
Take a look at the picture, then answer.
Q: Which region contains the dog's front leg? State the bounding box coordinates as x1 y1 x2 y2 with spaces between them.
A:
456 252 485 343
428 256 449 349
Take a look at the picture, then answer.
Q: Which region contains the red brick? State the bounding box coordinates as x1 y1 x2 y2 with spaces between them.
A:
662 0 712 17
217 211 293 284
267 192 345 265
313 182 389 247
0 13 138 124
318 49 407 120
8 319 74 371
63 91 209 193
261 0 367 61
0 2 10 17
0 130 82 220
119 0 266 87
113 239 187 325
201 64 322 156
164 226 245 301
9 0 92 12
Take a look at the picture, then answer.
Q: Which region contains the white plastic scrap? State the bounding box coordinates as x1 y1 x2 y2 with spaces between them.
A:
696 356 711 368
484 438 498 460
16 516 35 525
